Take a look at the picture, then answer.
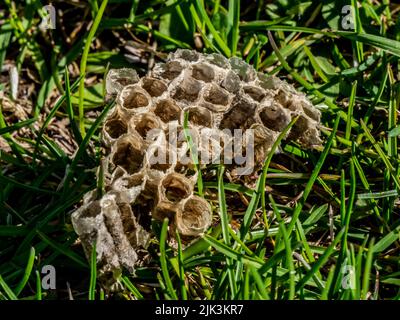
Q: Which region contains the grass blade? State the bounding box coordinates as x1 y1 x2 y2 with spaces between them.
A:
78 0 109 136
0 275 17 300
159 218 178 300
14 247 35 296
88 242 97 300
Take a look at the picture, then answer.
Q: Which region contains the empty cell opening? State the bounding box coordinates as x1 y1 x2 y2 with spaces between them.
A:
165 125 186 149
221 70 240 93
244 86 265 102
259 105 290 132
276 89 291 107
187 107 212 127
154 99 181 122
258 74 281 90
204 85 229 105
219 98 256 130
122 88 149 109
182 198 207 227
177 196 211 235
191 63 215 82
163 61 184 80
229 57 255 82
173 77 202 101
162 174 191 203
206 53 229 68
142 77 168 97
112 138 144 174
176 49 199 61
149 148 172 172
104 118 128 139
284 99 302 113
134 114 160 138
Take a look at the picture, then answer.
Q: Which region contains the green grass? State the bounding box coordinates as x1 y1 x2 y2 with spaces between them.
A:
1 0 400 300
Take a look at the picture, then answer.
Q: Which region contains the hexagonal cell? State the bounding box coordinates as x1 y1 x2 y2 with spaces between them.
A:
258 73 296 95
187 106 212 127
243 85 266 102
281 98 302 113
173 76 202 102
206 53 229 68
204 84 230 106
257 73 282 90
175 196 212 236
221 70 241 93
147 143 174 172
119 85 150 110
161 172 192 203
104 118 128 140
106 68 140 96
165 124 187 149
111 134 145 174
198 127 225 164
142 77 168 97
258 103 291 132
103 110 128 140
229 57 256 82
162 60 184 80
131 112 162 139
191 63 215 82
276 88 304 109
154 99 182 123
173 49 200 61
219 96 256 130
275 88 291 107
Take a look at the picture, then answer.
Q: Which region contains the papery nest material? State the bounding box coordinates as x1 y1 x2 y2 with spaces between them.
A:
71 49 322 287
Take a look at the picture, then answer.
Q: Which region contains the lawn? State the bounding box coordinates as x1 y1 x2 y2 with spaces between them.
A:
0 0 400 300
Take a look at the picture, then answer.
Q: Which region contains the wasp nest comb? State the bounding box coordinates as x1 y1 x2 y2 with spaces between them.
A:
71 49 321 284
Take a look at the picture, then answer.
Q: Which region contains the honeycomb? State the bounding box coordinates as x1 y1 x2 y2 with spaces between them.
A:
71 50 321 285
